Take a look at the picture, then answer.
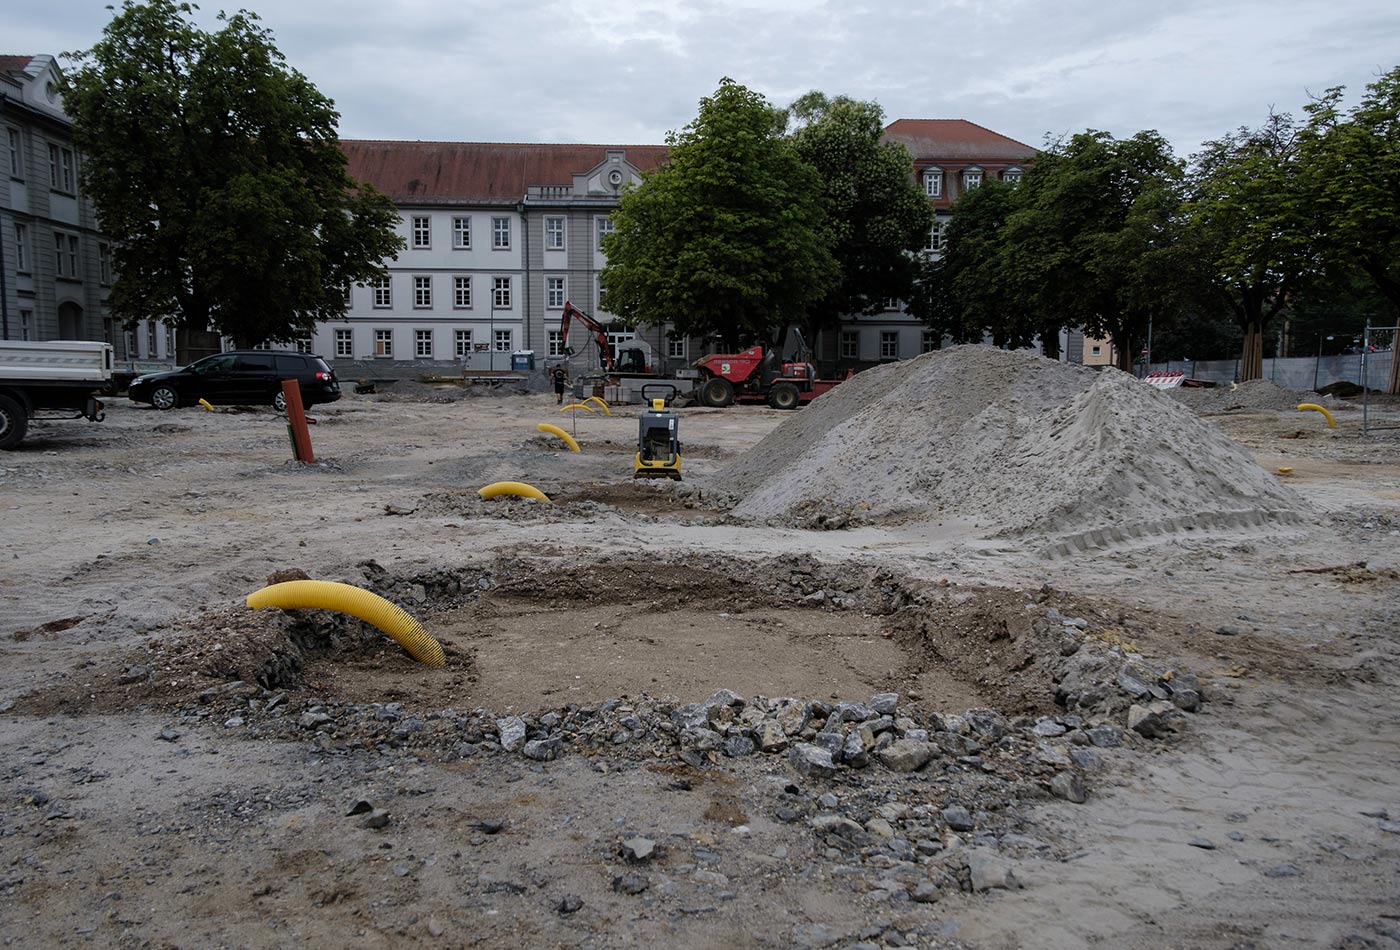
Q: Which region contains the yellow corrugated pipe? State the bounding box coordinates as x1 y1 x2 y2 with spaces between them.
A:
582 396 612 416
478 480 552 502
559 402 594 413
536 423 581 452
246 580 446 667
1296 403 1335 428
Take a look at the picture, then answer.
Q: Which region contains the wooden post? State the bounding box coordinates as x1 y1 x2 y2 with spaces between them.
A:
282 379 314 463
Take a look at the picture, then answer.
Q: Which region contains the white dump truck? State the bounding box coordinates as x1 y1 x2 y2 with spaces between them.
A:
0 340 113 449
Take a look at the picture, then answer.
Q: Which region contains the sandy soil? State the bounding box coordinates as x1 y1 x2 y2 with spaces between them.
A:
2 378 1399 950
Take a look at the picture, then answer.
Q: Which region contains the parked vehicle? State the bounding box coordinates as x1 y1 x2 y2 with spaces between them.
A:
0 340 113 449
128 350 341 411
559 301 654 376
692 333 851 409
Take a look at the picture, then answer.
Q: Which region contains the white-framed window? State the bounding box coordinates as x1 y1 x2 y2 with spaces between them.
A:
492 216 511 249
840 331 858 359
494 329 513 352
544 217 565 250
146 321 157 358
296 338 312 354
492 276 511 309
452 216 471 249
545 276 565 309
48 144 74 192
454 329 473 359
6 127 21 178
667 337 686 360
335 328 353 357
343 283 352 307
374 329 393 357
453 275 472 308
412 215 431 248
595 216 615 251
415 329 433 358
883 298 901 312
1003 167 1023 184
97 242 111 285
1091 344 1102 357
963 169 983 191
54 231 80 279
880 331 899 359
165 325 176 358
547 330 564 358
921 330 937 353
922 168 942 198
19 309 33 342
928 219 946 253
13 223 28 272
373 276 391 308
413 275 432 308
606 331 634 363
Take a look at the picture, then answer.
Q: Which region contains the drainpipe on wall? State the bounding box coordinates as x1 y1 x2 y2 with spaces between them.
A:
518 200 530 353
0 211 10 339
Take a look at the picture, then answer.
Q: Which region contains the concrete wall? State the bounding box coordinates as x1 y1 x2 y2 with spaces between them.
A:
1148 351 1394 391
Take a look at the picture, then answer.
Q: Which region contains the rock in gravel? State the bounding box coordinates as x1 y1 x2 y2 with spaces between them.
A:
1263 864 1302 878
522 739 558 761
157 727 181 742
621 837 656 862
911 881 942 903
299 712 333 730
1189 837 1216 850
474 819 506 835
681 728 723 753
942 805 976 832
788 743 837 779
754 720 789 752
426 918 444 937
1127 702 1179 739
966 849 1020 891
362 809 391 829
1049 771 1087 804
612 872 649 895
1377 821 1400 835
116 665 152 685
877 738 933 772
496 717 527 752
1032 718 1067 738
557 895 583 914
810 815 865 839
723 736 756 758
870 693 900 716
1085 724 1123 747
346 799 374 816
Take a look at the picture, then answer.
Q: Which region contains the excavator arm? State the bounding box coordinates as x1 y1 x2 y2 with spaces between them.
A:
559 301 616 372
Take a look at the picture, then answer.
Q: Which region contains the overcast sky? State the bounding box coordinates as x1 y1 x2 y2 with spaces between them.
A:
12 0 1399 159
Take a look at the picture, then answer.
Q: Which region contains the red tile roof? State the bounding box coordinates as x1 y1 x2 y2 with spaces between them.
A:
341 140 670 203
0 55 37 75
883 119 1036 163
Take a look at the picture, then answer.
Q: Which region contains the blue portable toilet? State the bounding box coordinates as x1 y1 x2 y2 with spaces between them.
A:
511 350 536 372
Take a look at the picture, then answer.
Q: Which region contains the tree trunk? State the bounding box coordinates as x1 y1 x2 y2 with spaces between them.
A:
1239 321 1265 381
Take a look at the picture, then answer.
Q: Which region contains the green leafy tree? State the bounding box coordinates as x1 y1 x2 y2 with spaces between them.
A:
786 93 932 338
63 1 403 347
1186 111 1318 381
600 78 836 350
1000 131 1194 371
1301 65 1400 392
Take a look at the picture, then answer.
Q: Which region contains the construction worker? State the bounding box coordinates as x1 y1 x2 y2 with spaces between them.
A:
551 364 569 405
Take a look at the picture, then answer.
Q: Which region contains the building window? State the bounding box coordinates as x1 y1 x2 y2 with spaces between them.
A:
544 217 565 250
883 298 901 312
921 330 937 353
19 310 33 342
373 276 391 308
494 329 513 352
1003 167 1023 184
374 329 393 357
453 216 471 249
413 275 432 308
547 330 563 358
342 283 352 307
963 169 983 191
453 275 472 309
415 329 433 358
922 169 942 197
492 217 511 249
545 276 565 309
412 216 431 248
454 329 473 358
14 223 28 272
147 321 157 358
6 128 21 178
841 331 858 360
98 243 111 284
165 325 177 358
492 276 511 309
606 331 634 363
1091 344 1102 357
880 331 899 359
296 338 312 354
667 337 686 360
54 232 80 279
595 216 615 251
48 144 74 192
335 328 353 357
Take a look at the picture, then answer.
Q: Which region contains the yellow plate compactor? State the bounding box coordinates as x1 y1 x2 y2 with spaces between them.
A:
634 398 681 480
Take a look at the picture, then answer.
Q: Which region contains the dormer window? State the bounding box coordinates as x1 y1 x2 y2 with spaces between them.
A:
1003 166 1024 184
963 167 983 191
922 168 943 198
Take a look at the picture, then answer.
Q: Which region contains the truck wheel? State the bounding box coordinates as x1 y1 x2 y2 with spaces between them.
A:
274 390 287 413
767 383 800 410
699 377 734 408
151 386 179 410
0 394 28 450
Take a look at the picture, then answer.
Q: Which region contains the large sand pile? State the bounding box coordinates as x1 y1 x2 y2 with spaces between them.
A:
713 346 1311 550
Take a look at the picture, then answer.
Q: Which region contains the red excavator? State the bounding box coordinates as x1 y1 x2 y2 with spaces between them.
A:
558 301 653 376
691 331 850 409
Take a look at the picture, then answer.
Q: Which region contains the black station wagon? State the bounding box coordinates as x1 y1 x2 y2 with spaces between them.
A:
128 350 342 411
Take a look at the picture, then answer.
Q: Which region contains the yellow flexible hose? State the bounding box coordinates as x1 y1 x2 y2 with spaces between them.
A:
536 423 581 452
246 580 446 666
1296 403 1335 428
478 480 552 502
582 396 612 416
559 403 594 413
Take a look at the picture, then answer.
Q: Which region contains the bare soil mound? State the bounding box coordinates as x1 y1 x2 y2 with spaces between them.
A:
714 346 1312 548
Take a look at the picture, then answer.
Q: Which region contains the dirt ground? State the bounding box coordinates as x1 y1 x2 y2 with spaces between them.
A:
2 381 1399 949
